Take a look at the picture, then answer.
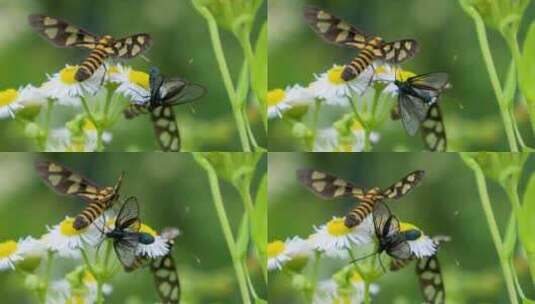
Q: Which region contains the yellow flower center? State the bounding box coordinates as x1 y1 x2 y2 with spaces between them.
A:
82 119 97 132
0 89 18 107
0 240 18 258
399 222 419 232
107 66 119 75
326 218 351 236
60 66 80 84
140 223 158 237
267 240 286 258
351 271 363 283
267 89 286 106
351 120 363 132
60 218 84 236
327 66 346 85
128 70 149 89
83 270 96 284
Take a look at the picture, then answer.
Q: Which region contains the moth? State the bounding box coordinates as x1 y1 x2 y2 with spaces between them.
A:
35 160 123 230
297 169 424 228
123 67 206 152
28 14 152 82
304 6 419 81
391 72 450 151
150 227 181 304
106 196 155 269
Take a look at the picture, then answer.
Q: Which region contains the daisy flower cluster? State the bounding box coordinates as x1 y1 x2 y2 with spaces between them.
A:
268 63 415 152
268 211 441 303
0 212 172 304
0 63 152 151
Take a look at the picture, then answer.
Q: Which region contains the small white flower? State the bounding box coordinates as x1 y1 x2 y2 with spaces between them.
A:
314 273 379 304
42 217 101 258
18 236 47 259
0 239 23 270
399 222 437 258
267 85 314 118
41 64 104 103
0 85 46 118
45 121 112 152
314 120 373 152
309 216 373 258
111 64 150 102
267 239 291 270
136 224 170 258
309 65 373 106
373 65 416 96
286 236 314 258
48 274 112 304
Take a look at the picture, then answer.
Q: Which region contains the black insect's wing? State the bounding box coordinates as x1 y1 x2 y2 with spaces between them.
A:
407 73 449 103
28 14 99 49
150 105 181 152
116 196 141 232
381 170 425 199
303 6 377 49
296 169 366 200
421 104 447 152
386 235 413 260
372 202 392 237
113 234 139 269
159 78 206 106
110 34 152 59
149 68 165 99
416 255 445 304
399 93 429 136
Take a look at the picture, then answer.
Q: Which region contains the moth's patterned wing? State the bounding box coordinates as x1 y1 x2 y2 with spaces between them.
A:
28 14 99 49
116 197 141 232
110 34 152 59
124 103 150 119
35 160 103 203
150 105 180 152
303 6 376 49
416 255 445 304
151 250 180 303
113 234 139 269
390 255 416 271
421 104 447 152
160 78 206 106
381 170 425 199
381 39 420 63
296 169 366 199
399 93 429 136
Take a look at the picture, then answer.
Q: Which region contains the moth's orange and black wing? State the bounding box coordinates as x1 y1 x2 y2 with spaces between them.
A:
296 169 366 199
416 255 445 304
150 105 180 152
28 14 99 49
381 170 425 199
303 6 376 49
151 227 181 304
421 104 447 152
109 34 153 58
381 39 420 63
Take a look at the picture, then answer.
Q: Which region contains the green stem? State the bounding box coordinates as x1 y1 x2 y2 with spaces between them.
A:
305 251 321 303
80 96 104 152
309 100 321 151
192 153 251 304
460 155 519 304
192 1 251 151
465 6 518 151
364 282 371 304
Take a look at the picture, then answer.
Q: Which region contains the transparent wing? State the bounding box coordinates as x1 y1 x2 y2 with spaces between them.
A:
116 197 141 232
28 14 98 49
399 93 429 136
381 170 425 199
386 236 413 260
150 105 181 152
409 73 449 90
296 169 365 199
160 79 206 106
421 104 447 152
372 202 391 237
113 235 138 268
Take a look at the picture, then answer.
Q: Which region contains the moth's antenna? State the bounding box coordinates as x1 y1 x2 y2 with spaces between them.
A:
349 251 377 264
141 55 151 63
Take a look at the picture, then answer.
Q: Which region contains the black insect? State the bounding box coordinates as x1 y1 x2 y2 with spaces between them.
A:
124 67 206 152
106 196 155 269
392 72 449 151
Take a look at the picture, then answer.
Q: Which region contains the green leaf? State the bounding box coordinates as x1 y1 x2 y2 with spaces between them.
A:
520 172 535 254
503 212 517 258
519 21 535 103
236 213 249 259
254 298 267 304
504 59 517 104
252 21 267 127
252 173 267 278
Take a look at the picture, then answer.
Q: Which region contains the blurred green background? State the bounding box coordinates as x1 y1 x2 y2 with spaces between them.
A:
0 153 266 303
268 0 535 151
268 152 535 303
0 0 266 151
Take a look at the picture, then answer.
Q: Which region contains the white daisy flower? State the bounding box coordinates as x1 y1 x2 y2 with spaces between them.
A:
45 120 112 152
0 85 47 118
41 65 104 103
374 65 416 96
309 216 373 258
47 274 111 304
112 65 150 102
314 120 372 152
268 85 314 118
0 239 23 270
18 236 47 258
399 222 437 258
136 223 170 258
314 273 379 304
309 65 373 106
267 239 291 270
42 217 101 258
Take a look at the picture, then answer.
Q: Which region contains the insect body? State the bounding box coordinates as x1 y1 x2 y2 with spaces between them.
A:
28 14 152 81
297 169 424 228
106 197 155 269
124 67 206 152
303 6 419 81
35 160 123 230
391 72 449 151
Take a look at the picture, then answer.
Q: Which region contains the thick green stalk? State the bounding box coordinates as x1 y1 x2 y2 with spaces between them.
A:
193 153 251 304
192 1 251 151
460 155 519 304
464 6 518 151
